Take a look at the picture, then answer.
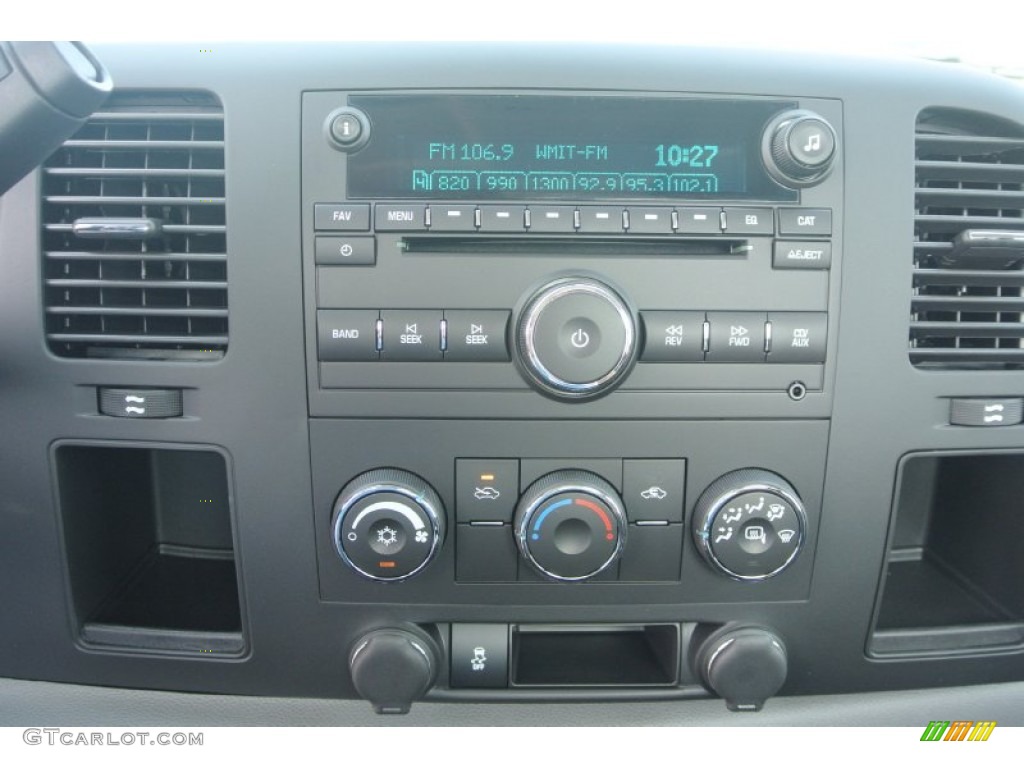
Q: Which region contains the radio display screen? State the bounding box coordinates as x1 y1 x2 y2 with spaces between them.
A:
346 95 797 201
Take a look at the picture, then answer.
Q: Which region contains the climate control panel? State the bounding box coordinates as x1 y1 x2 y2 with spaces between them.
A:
328 457 810 588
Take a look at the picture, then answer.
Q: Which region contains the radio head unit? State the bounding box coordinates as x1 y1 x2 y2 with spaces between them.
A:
301 90 842 418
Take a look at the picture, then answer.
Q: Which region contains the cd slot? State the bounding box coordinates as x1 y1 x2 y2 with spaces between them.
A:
399 235 749 258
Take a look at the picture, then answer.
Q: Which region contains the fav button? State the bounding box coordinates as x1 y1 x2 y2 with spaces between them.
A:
314 203 370 231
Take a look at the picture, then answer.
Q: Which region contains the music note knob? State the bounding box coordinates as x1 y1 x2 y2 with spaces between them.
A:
763 109 837 188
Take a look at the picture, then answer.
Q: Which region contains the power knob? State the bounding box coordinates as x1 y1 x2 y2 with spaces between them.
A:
762 109 837 188
515 276 638 401
331 469 445 582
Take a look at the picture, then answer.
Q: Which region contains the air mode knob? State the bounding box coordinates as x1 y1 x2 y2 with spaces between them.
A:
515 470 627 581
515 276 638 401
692 469 807 580
763 109 837 187
331 469 445 582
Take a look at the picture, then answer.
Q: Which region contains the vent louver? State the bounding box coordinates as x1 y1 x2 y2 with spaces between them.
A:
42 92 227 360
911 108 1024 368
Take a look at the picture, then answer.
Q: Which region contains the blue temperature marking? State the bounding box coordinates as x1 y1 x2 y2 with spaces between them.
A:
533 498 572 537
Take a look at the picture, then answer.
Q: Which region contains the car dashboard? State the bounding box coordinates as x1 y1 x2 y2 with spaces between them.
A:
1 41 1024 725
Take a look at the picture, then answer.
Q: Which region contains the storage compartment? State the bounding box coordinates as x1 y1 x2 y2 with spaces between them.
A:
871 453 1024 656
55 444 244 655
511 624 678 687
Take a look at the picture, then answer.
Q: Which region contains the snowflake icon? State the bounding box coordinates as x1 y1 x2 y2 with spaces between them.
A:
376 526 398 547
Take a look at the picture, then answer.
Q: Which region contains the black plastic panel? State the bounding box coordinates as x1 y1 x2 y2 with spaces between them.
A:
2 43 1024 716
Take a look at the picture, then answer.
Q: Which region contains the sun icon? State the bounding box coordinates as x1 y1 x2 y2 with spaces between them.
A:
376 526 398 547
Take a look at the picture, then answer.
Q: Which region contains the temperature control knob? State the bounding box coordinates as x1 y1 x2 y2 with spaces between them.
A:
332 469 445 582
514 470 627 581
515 276 638 401
763 109 837 187
692 469 807 580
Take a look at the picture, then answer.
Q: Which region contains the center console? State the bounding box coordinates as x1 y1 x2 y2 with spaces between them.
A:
299 89 841 710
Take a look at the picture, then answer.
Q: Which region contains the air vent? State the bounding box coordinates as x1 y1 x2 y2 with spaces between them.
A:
911 108 1024 368
42 92 227 360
